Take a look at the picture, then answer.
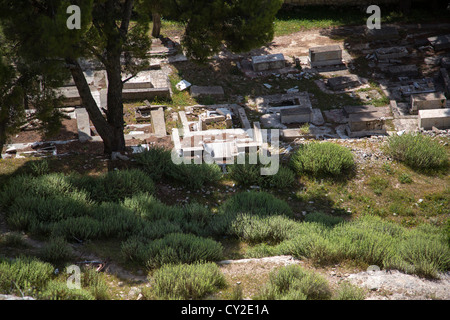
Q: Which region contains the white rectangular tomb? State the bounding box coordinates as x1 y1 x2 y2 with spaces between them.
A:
418 108 450 130
308 45 342 67
252 53 286 72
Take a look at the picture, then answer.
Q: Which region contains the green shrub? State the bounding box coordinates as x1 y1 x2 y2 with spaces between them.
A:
398 173 413 184
0 232 29 248
73 169 155 203
229 214 299 244
210 191 294 236
304 212 344 227
368 176 389 195
290 142 355 177
228 158 263 187
29 159 50 176
51 216 104 241
256 265 332 300
40 237 74 265
81 267 111 300
122 233 223 269
333 282 366 300
135 146 173 180
385 133 448 170
0 256 54 296
264 166 296 189
123 193 184 222
150 262 226 300
38 280 94 300
167 161 223 190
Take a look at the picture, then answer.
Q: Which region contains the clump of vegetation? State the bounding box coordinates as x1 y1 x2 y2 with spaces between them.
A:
134 146 173 181
333 282 366 300
398 173 413 184
150 262 226 300
290 142 355 178
38 281 95 300
0 256 54 297
121 233 223 269
368 176 389 195
385 133 448 171
40 237 74 265
228 155 296 189
29 159 50 176
255 265 332 300
0 232 29 248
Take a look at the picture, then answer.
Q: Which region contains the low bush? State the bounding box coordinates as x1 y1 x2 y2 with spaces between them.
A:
256 265 332 300
290 142 355 178
166 161 223 190
40 237 74 265
0 256 54 296
81 267 111 300
333 282 366 300
0 232 29 248
150 262 226 300
134 146 173 180
385 133 448 170
38 281 94 300
368 176 389 195
304 212 344 228
122 233 223 269
398 173 413 184
229 214 299 244
228 157 263 187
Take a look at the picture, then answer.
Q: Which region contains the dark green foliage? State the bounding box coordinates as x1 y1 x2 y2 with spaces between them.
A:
166 161 223 190
256 265 332 300
333 282 366 300
135 146 173 181
228 158 263 187
290 142 355 177
40 237 74 265
304 212 344 227
72 169 155 203
264 166 296 189
150 262 226 300
38 281 95 300
210 191 294 236
0 256 54 296
121 233 223 269
385 133 448 170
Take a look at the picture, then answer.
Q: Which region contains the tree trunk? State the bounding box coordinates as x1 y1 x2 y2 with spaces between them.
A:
65 58 126 155
152 12 161 38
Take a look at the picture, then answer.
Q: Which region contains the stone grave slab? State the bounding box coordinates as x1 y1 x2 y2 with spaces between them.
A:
365 26 399 40
388 65 419 78
410 92 447 114
327 74 361 91
190 86 224 98
375 46 408 60
308 45 342 67
280 106 312 124
418 108 450 130
428 34 450 51
252 53 286 72
150 107 167 136
75 108 92 143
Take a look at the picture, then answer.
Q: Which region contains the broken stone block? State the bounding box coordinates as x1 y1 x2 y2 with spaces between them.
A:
410 92 447 114
251 53 286 72
327 74 361 91
308 45 342 67
280 106 312 124
418 108 450 130
388 65 419 78
441 56 450 69
365 26 399 40
348 112 386 137
190 85 225 98
375 46 408 60
75 108 92 143
150 107 167 136
428 34 450 51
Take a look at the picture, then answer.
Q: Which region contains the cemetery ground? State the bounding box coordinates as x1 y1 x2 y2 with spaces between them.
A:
1 12 450 301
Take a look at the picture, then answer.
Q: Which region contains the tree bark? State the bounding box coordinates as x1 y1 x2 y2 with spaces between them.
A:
152 12 162 38
65 57 126 155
